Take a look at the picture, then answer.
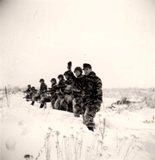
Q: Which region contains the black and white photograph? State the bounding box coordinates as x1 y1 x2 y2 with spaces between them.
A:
0 0 155 160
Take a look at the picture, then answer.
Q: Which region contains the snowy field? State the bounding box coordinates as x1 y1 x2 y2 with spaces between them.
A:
0 90 155 160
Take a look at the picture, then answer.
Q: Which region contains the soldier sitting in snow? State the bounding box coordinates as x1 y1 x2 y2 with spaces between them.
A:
39 79 48 108
60 62 76 112
64 61 75 85
24 84 32 101
62 71 74 112
72 67 84 117
49 78 58 108
31 79 48 108
54 74 66 110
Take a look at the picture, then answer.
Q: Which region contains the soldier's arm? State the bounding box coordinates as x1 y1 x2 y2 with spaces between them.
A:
45 84 47 91
56 84 67 89
95 77 103 103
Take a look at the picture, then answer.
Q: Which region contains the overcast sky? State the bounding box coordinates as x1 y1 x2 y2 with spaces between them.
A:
0 0 155 88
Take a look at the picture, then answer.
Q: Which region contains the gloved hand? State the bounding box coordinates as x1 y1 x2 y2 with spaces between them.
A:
67 61 72 70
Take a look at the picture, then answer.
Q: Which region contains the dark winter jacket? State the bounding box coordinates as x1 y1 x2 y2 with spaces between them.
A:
73 74 84 98
57 79 66 94
65 70 76 85
82 71 102 104
25 87 31 93
40 83 47 94
50 83 57 95
58 79 66 87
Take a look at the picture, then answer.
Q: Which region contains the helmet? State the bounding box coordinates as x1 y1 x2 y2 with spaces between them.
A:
39 78 44 82
83 63 92 70
74 67 82 73
51 78 56 83
57 74 64 79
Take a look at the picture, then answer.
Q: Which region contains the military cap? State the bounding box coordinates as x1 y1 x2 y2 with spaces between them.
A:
83 63 92 69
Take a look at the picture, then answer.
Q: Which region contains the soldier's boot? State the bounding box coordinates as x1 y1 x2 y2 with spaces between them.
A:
31 101 35 105
74 114 80 117
87 126 94 132
40 103 44 108
73 108 80 117
68 101 73 113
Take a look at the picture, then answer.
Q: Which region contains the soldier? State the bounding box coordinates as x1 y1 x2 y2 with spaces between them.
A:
62 82 73 112
24 84 32 101
64 61 75 85
39 79 47 94
25 84 31 92
30 86 38 105
58 61 75 112
73 67 84 117
54 75 66 110
82 63 103 131
31 79 48 107
57 74 66 89
50 78 58 108
39 79 48 108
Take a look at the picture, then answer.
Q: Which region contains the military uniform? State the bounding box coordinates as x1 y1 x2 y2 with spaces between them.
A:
82 71 102 131
25 85 32 101
63 70 75 112
29 87 37 100
50 79 58 108
54 76 66 110
64 70 75 85
63 85 73 112
39 82 47 94
73 72 84 117
39 80 48 108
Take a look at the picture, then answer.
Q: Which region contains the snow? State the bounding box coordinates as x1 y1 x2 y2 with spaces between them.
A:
1 92 155 160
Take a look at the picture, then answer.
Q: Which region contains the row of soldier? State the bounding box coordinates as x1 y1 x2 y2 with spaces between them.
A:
24 62 103 131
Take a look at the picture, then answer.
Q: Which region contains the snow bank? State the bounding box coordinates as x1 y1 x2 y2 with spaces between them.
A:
1 93 155 160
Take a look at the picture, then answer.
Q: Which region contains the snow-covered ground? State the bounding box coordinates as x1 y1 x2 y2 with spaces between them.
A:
0 92 155 160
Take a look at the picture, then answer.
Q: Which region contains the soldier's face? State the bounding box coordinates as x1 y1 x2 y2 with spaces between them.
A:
84 68 92 75
51 80 56 84
75 70 81 77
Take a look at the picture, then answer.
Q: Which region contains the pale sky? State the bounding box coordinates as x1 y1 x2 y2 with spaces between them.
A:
0 0 155 88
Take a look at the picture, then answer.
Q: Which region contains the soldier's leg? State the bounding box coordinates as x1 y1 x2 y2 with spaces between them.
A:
26 94 29 101
82 105 86 124
54 97 61 109
40 94 46 108
65 95 73 112
51 97 56 108
40 98 45 108
73 98 82 117
31 93 38 105
83 104 97 131
60 98 68 111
